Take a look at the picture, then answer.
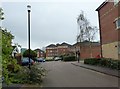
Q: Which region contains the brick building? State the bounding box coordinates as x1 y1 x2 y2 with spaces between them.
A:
96 1 120 60
57 43 71 56
72 41 101 59
34 49 45 58
46 42 100 59
46 43 71 59
46 44 58 59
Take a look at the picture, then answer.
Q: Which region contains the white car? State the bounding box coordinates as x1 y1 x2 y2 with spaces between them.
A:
54 57 62 61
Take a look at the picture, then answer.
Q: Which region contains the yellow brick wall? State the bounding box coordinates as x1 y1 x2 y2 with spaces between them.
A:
102 42 119 60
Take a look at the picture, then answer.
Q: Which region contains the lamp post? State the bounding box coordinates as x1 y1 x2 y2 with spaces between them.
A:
27 5 31 69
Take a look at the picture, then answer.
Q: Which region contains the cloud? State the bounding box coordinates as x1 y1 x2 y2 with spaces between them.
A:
2 0 105 3
2 1 103 49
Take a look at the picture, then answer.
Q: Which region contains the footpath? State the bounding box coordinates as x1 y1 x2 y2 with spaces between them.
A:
71 61 120 78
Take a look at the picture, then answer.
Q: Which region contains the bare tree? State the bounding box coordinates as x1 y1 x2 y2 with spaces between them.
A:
77 11 86 43
0 8 4 20
77 11 98 58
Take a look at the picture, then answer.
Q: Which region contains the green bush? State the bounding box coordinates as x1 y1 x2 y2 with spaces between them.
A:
99 58 107 66
1 28 20 84
10 64 46 84
118 61 120 70
45 59 54 61
110 60 119 69
28 64 46 84
84 58 120 70
23 49 37 60
63 56 76 61
84 58 100 65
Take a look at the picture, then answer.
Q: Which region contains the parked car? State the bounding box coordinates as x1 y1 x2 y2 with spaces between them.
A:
54 57 62 61
36 58 45 62
21 57 35 66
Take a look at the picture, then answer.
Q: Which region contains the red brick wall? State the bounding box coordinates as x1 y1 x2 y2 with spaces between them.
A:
99 2 119 44
46 48 57 57
80 46 101 59
36 50 45 58
57 48 69 56
46 47 69 57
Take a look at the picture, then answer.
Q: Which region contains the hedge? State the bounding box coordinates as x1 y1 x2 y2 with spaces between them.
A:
84 58 120 70
45 59 54 61
63 56 76 61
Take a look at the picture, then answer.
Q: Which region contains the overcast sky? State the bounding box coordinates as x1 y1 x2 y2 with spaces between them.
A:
1 0 105 50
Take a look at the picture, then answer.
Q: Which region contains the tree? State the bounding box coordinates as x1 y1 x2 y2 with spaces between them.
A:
0 8 4 20
0 8 21 85
23 49 37 59
77 11 98 58
77 11 86 43
1 28 21 84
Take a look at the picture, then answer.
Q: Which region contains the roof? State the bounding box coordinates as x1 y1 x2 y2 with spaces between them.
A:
60 42 72 47
96 0 108 11
56 43 61 46
34 48 41 51
46 42 72 48
73 41 100 47
34 48 44 52
46 44 57 48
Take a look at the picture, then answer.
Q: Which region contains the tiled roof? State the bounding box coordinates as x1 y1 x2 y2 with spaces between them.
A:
73 41 100 46
46 42 72 48
34 48 44 52
60 42 72 47
46 44 57 48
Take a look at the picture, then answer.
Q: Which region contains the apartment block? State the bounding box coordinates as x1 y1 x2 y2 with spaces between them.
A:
96 1 120 60
46 43 71 59
34 49 45 58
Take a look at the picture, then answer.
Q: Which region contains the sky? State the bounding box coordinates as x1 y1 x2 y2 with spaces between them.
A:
1 0 105 50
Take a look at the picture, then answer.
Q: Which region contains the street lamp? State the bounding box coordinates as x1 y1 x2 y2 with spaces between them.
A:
27 5 31 69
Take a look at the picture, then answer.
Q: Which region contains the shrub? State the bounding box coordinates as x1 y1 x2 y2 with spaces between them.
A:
45 59 54 61
118 61 120 70
63 56 76 61
110 60 119 69
23 49 37 60
28 64 46 84
84 58 120 70
99 58 107 66
10 64 46 84
84 58 100 65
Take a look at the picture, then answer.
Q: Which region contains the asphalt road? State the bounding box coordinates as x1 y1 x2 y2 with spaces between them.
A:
41 61 118 87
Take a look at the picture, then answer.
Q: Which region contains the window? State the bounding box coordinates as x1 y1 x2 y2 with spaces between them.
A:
115 18 120 29
114 0 119 5
50 50 52 53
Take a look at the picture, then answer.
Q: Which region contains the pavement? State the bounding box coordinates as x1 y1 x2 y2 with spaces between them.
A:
71 61 120 78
